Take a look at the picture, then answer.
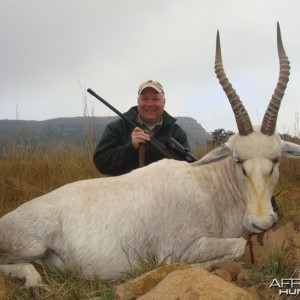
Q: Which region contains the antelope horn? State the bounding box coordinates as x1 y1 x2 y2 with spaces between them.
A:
261 22 290 135
215 31 253 136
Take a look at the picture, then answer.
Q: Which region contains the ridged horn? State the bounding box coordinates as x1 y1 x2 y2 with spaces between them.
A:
215 31 253 136
260 22 290 135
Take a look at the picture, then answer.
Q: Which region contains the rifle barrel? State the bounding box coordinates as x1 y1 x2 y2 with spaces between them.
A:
87 88 137 128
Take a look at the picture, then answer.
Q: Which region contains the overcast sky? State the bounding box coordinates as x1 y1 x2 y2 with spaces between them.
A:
1 0 300 135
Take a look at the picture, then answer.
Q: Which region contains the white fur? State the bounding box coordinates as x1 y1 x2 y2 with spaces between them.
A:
0 127 300 287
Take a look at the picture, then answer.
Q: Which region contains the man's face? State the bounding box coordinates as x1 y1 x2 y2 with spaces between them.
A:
137 87 165 124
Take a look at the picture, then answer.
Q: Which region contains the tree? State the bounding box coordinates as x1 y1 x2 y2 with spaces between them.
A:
211 128 234 145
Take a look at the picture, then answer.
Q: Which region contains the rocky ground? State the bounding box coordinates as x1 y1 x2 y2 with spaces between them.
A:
113 215 300 300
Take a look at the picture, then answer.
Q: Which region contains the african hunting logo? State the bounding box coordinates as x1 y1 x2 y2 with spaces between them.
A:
269 278 300 296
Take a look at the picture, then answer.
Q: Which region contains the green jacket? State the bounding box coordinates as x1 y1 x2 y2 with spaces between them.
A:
93 106 190 176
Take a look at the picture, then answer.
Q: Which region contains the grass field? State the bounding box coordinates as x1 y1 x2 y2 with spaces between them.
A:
0 138 299 299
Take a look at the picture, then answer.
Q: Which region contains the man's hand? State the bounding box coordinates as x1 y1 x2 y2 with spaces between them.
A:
131 127 150 149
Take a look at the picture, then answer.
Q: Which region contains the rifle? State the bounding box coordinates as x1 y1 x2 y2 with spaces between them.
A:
87 88 198 163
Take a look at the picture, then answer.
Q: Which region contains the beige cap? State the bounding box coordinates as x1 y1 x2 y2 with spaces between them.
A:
138 80 164 95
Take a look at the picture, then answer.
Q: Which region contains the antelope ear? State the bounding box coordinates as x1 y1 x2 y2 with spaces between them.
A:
192 142 232 166
281 141 300 158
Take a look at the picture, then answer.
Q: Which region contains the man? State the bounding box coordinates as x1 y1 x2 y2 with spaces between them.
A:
93 80 190 176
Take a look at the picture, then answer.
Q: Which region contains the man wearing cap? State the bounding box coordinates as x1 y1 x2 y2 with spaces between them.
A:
93 80 190 176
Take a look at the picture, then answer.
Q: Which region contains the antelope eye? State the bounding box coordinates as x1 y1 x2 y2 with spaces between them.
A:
234 157 243 164
272 157 280 164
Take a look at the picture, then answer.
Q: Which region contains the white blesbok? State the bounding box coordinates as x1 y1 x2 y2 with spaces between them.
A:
0 23 300 291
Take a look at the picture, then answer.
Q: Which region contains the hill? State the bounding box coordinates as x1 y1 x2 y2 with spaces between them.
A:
0 116 211 153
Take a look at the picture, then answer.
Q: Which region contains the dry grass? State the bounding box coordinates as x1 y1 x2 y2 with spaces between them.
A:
0 142 100 217
0 262 117 299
